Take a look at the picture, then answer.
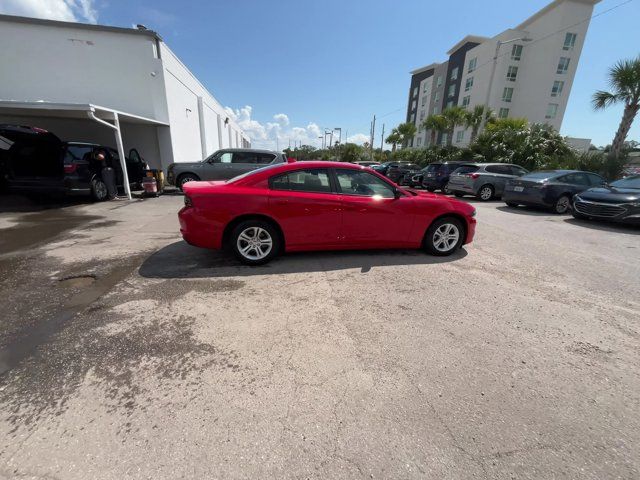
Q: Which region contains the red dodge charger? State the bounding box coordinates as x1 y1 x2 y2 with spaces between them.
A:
179 161 476 265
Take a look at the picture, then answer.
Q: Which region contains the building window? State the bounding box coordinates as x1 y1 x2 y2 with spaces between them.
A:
557 57 571 74
468 57 477 73
465 77 474 92
462 95 471 107
417 137 422 146
511 44 523 61
506 66 518 82
446 100 454 109
413 87 419 98
434 91 440 102
498 108 510 118
423 83 429 93
441 133 448 145
502 87 514 103
448 84 456 97
421 96 427 106
433 106 439 115
546 103 559 119
456 130 464 143
551 80 565 97
412 100 417 110
563 32 577 51
451 67 459 81
411 113 416 122
419 111 425 121
436 76 443 87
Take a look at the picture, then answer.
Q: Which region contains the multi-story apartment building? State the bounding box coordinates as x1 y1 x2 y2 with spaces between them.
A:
406 0 600 148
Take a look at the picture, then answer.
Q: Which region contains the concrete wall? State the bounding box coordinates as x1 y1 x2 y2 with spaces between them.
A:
0 18 168 122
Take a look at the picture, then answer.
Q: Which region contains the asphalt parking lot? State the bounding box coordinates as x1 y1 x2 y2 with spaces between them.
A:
0 194 639 479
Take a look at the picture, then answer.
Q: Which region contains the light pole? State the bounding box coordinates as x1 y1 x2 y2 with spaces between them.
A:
334 127 342 146
479 36 532 133
318 136 324 149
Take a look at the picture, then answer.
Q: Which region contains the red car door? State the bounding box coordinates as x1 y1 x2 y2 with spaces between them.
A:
268 168 343 250
334 168 415 248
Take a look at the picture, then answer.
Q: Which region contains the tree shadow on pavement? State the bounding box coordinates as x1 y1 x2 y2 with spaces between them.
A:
0 193 92 213
138 241 468 279
564 218 640 235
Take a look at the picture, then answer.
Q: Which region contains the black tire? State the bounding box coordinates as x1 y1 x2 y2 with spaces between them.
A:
91 178 108 202
229 220 281 266
505 202 519 208
423 217 465 257
477 184 494 201
553 195 571 214
442 183 452 195
454 192 465 198
426 187 436 193
177 173 200 191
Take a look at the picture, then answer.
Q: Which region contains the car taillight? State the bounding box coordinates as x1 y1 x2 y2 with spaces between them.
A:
63 164 77 174
470 173 480 179
184 196 193 207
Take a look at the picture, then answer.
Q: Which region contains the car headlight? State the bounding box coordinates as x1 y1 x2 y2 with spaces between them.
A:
574 195 582 202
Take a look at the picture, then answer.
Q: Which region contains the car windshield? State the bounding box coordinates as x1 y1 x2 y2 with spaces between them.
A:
522 171 557 180
226 163 282 183
611 175 640 189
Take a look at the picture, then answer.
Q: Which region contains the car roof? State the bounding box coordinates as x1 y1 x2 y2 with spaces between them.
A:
218 148 282 154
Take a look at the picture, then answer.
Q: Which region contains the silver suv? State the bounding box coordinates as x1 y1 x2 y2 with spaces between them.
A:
167 149 287 190
447 163 529 201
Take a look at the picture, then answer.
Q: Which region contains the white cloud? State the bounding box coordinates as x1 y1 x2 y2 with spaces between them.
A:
347 133 371 145
224 105 368 150
0 0 98 23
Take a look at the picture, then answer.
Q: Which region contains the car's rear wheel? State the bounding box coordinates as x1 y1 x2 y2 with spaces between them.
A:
477 184 494 201
423 217 464 256
177 173 199 191
442 183 452 194
230 220 280 265
505 201 519 208
426 187 436 193
454 192 465 198
554 195 571 214
91 178 108 202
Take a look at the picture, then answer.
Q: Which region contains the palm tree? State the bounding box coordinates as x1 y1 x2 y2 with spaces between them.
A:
592 55 640 159
385 129 402 152
440 106 467 146
464 105 493 143
422 114 448 146
396 122 418 147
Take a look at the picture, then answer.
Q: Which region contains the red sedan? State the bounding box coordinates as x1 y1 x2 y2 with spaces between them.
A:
179 161 476 265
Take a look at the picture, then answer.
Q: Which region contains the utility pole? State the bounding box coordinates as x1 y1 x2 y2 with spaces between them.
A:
370 115 376 160
380 123 385 152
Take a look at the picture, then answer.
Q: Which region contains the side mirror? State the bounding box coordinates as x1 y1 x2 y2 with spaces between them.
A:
393 187 402 199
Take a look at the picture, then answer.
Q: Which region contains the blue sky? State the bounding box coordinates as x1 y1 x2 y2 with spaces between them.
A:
2 0 639 149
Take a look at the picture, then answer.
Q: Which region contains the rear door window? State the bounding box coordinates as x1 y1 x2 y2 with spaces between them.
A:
232 152 259 164
486 165 511 175
559 173 589 186
425 164 441 173
270 169 332 193
509 165 528 176
453 165 479 175
64 145 94 165
257 154 276 164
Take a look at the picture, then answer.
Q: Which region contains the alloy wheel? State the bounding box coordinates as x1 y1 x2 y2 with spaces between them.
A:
236 227 273 260
555 196 570 214
479 186 493 201
433 223 460 253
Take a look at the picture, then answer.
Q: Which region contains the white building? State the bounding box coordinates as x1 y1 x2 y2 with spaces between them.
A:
407 0 600 148
0 14 250 174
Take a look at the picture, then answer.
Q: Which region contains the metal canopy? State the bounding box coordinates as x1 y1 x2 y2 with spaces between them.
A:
0 101 169 199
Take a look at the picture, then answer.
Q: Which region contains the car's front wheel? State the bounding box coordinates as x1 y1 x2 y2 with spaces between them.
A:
177 173 200 191
554 195 571 214
423 217 464 256
230 220 280 265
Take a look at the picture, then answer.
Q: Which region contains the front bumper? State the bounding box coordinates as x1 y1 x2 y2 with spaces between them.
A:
574 199 640 224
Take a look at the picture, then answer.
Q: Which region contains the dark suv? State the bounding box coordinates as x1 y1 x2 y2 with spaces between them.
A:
421 161 467 193
0 125 145 200
386 163 421 185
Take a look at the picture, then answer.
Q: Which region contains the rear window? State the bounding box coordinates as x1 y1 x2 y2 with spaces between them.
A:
64 145 94 165
522 171 557 180
453 165 479 175
425 164 442 173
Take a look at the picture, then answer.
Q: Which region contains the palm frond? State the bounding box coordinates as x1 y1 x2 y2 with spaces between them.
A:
592 90 619 110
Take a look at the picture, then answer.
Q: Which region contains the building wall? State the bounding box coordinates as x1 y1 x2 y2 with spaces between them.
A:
0 18 168 122
159 43 249 163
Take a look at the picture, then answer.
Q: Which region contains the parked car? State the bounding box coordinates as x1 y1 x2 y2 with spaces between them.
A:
503 170 606 214
572 174 640 224
447 163 529 200
371 162 401 176
387 163 421 185
0 124 146 201
421 161 468 193
166 148 287 190
179 161 477 265
355 161 380 167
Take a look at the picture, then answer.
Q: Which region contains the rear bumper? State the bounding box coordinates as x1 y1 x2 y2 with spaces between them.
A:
502 190 551 207
178 206 221 249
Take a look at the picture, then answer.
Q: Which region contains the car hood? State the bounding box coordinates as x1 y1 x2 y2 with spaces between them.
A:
578 187 640 203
